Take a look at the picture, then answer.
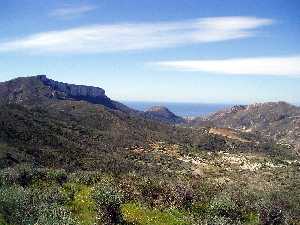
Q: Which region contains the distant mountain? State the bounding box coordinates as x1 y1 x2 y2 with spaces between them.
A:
188 101 300 154
0 75 293 171
0 75 138 113
0 75 188 123
144 106 185 124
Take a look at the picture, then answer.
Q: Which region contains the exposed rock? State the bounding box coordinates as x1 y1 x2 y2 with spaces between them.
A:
209 127 251 143
0 75 179 124
0 75 132 111
37 75 106 98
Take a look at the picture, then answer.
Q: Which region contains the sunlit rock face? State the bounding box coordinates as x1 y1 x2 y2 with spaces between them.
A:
37 75 106 98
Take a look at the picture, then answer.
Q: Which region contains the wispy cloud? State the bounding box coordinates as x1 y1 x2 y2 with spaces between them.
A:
155 56 300 77
49 4 96 18
0 17 272 54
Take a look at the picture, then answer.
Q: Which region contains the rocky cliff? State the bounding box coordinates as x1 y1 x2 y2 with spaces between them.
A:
0 75 131 111
37 75 106 99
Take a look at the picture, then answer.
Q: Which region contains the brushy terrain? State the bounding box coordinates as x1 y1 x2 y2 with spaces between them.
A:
0 104 299 225
0 76 299 225
0 144 299 225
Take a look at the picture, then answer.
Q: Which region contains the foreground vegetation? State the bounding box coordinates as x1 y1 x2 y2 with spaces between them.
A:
0 148 299 225
0 96 298 224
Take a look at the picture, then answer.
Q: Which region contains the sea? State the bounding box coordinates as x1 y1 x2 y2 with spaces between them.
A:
122 101 232 118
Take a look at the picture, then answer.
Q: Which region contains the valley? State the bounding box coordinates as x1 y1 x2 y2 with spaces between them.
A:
0 75 299 225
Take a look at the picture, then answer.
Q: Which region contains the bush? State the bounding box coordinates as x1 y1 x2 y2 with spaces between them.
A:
35 203 78 225
62 182 97 225
209 194 240 220
0 185 34 225
44 168 68 185
68 171 105 185
0 213 8 225
0 167 19 186
0 183 72 225
121 202 191 225
92 183 123 224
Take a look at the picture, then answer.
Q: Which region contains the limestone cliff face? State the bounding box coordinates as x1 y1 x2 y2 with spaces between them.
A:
37 75 106 99
0 75 179 123
0 75 118 109
36 75 119 109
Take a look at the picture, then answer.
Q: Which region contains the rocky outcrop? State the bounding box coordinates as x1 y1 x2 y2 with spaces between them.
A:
36 75 117 108
0 75 174 123
37 75 106 99
0 75 122 109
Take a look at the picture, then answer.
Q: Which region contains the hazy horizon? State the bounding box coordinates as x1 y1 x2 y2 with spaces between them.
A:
1 74 300 106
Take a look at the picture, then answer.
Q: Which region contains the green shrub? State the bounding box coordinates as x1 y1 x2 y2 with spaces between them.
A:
209 194 240 220
121 202 191 225
92 183 123 224
28 184 66 207
243 212 260 225
44 168 68 184
0 213 9 225
0 185 34 225
68 171 105 185
0 165 68 187
63 183 97 225
205 215 237 225
35 203 78 225
0 167 19 186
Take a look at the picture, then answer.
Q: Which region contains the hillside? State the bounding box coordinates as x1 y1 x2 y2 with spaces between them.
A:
0 76 299 225
0 75 187 123
144 106 185 124
0 75 297 170
189 102 300 154
0 75 137 114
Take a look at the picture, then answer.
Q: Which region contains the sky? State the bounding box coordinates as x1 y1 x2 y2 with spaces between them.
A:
0 0 299 104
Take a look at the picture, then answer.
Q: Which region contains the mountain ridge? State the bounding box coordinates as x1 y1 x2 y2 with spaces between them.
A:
0 75 295 171
0 75 186 123
0 75 299 224
189 101 300 154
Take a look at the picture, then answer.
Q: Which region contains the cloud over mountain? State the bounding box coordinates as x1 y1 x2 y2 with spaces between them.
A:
0 17 272 54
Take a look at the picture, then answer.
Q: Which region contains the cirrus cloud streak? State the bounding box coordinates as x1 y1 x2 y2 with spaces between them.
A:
49 4 97 18
0 17 272 54
155 56 300 77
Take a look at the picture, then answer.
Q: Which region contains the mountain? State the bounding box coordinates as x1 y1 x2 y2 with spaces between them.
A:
0 75 293 170
0 75 188 123
144 106 185 124
189 101 300 154
0 75 299 225
0 75 136 114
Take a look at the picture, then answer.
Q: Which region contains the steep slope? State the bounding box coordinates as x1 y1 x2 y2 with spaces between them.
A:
0 75 136 114
0 75 188 122
189 102 300 153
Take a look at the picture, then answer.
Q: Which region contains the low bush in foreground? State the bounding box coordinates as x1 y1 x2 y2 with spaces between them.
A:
0 164 299 225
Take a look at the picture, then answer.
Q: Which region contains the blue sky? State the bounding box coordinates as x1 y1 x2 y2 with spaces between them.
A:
0 0 299 104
